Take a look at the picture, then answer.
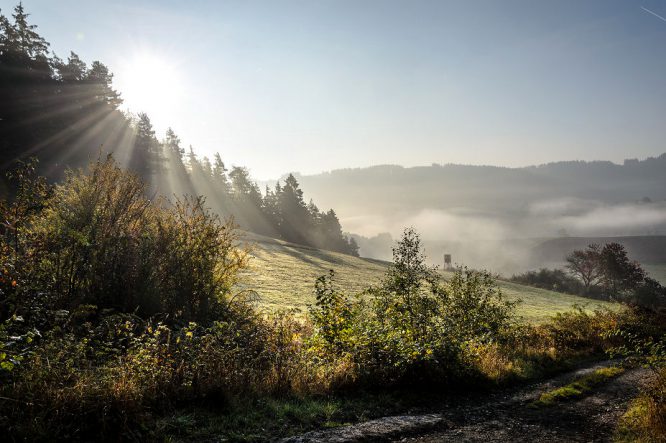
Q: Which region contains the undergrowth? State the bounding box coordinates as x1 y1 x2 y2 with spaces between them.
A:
1 159 664 442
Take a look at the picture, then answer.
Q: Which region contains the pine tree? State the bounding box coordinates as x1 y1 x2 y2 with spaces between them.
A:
212 153 230 193
229 167 262 207
85 61 122 108
56 52 87 82
130 113 163 183
164 128 184 159
9 3 49 59
0 10 11 56
186 146 200 173
277 174 311 244
321 209 345 251
262 185 280 228
201 156 213 179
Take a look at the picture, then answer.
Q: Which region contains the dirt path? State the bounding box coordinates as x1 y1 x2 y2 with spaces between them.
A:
279 361 650 443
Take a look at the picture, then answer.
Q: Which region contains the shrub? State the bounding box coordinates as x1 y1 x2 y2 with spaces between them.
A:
307 229 517 387
612 319 666 442
2 156 249 324
628 277 666 309
511 268 586 296
308 270 355 356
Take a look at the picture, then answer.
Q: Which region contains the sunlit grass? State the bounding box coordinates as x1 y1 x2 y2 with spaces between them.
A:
532 366 625 407
239 233 620 323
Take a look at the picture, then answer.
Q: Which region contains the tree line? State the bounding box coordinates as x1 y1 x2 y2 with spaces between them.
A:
0 4 358 255
512 242 665 308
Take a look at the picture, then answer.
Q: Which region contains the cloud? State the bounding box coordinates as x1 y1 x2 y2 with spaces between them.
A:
343 208 509 241
343 200 666 274
528 197 600 216
557 203 666 231
400 209 508 241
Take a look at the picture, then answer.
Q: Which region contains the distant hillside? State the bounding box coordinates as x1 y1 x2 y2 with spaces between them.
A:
529 236 666 266
271 155 666 272
350 232 666 276
289 154 666 219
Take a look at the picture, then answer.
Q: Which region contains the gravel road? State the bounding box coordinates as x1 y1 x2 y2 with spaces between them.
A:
279 361 650 443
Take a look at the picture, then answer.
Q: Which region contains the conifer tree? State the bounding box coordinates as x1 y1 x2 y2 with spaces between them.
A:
130 113 163 183
186 146 198 171
262 185 280 228
201 156 213 179
164 128 185 163
56 52 87 82
277 174 311 244
212 153 230 193
9 3 49 59
85 61 122 108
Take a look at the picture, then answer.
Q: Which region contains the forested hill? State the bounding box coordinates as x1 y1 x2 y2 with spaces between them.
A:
278 157 666 268
530 236 666 266
287 156 666 217
0 3 358 256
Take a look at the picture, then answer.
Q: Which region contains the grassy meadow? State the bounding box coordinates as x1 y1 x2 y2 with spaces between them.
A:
240 233 619 323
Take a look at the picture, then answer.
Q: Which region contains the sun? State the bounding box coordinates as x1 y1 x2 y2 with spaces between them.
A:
115 51 184 121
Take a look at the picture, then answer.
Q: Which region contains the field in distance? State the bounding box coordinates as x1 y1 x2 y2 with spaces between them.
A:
239 233 619 323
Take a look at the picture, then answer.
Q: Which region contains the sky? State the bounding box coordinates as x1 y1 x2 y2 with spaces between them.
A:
4 0 666 179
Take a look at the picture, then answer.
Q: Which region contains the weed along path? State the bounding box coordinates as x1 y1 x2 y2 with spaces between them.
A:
278 361 649 443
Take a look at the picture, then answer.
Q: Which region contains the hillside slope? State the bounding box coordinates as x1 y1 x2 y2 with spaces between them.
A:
239 233 618 323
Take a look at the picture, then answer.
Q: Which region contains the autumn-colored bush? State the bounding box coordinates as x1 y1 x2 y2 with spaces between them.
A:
1 156 248 324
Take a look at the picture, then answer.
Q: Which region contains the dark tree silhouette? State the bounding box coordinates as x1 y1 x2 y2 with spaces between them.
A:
598 242 645 297
0 3 358 255
565 244 602 293
129 113 163 184
0 3 129 185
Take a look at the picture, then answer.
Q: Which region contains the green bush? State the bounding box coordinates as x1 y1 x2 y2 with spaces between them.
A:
308 229 517 386
2 156 248 324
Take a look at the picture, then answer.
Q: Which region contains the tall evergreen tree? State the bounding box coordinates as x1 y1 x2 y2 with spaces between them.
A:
212 153 230 193
56 51 86 82
186 145 200 174
201 156 213 179
158 126 193 197
84 61 122 109
229 167 262 207
277 174 311 244
164 127 184 162
130 113 163 184
262 185 280 229
7 3 49 59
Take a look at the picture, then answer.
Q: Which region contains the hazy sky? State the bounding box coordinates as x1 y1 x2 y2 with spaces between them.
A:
6 0 666 179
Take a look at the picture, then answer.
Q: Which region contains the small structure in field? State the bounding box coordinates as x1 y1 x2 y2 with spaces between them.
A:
444 254 452 270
